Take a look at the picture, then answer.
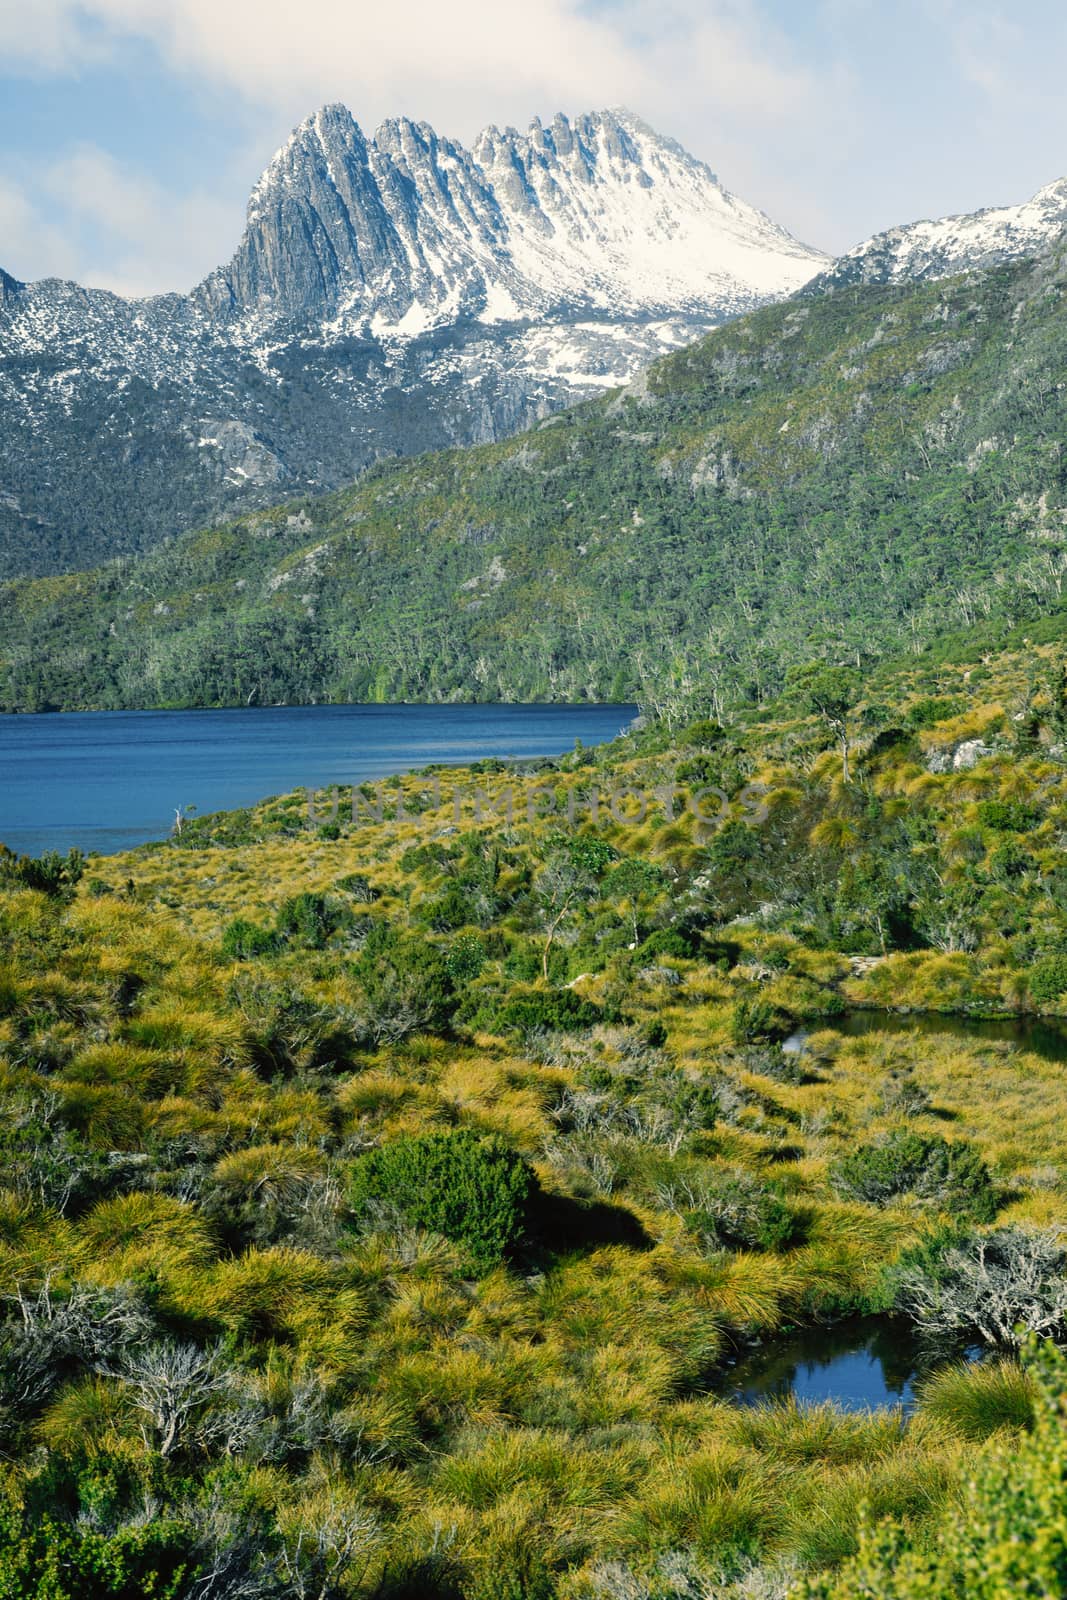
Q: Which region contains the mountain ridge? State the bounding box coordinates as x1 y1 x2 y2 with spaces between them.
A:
813 175 1067 290
194 104 821 333
6 238 1067 715
0 105 824 579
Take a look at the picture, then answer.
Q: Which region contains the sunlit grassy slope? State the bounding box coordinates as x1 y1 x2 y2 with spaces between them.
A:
3 636 1067 1593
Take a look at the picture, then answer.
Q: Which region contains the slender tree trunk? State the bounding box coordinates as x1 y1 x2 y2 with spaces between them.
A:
543 894 574 981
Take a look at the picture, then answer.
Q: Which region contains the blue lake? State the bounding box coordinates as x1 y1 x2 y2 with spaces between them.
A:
0 702 636 858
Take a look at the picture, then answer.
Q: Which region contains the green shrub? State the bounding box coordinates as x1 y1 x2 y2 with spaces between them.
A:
349 1129 536 1272
730 995 783 1044
446 934 487 983
679 719 725 748
1029 954 1067 1007
679 1171 796 1252
495 989 603 1038
419 884 480 932
0 847 85 900
221 918 279 960
351 925 457 1042
905 696 964 729
637 929 700 962
831 1131 997 1221
276 891 342 949
976 799 1039 833
0 1468 190 1599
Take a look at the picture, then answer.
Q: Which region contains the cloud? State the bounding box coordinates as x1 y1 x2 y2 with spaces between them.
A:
939 4 1034 103
0 175 76 281
0 0 835 145
3 145 240 296
0 0 642 133
0 1 105 72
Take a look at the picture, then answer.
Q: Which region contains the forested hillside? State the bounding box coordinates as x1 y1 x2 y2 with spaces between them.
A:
5 242 1067 714
3 634 1067 1595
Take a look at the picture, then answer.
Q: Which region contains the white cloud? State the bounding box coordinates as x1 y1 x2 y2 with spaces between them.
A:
0 0 840 149
0 0 643 134
3 145 241 296
0 175 77 279
0 1 106 71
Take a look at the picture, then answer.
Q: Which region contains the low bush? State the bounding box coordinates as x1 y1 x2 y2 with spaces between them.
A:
905 696 964 729
731 996 787 1045
636 929 700 962
975 799 1039 833
349 1129 536 1272
445 933 487 983
276 891 344 949
666 1171 797 1252
220 918 279 960
1029 954 1067 1007
351 925 457 1042
0 847 84 900
831 1131 997 1221
494 988 603 1038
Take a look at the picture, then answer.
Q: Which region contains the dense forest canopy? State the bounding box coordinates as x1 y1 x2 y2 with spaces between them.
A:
4 242 1067 715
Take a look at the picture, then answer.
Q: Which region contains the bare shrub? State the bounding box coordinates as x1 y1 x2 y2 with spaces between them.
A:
894 1227 1067 1347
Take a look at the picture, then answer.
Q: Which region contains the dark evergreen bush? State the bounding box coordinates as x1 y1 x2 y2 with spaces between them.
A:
832 1131 997 1221
495 989 603 1037
349 1130 536 1272
976 800 1039 833
0 847 84 900
220 918 279 960
276 892 343 949
352 925 457 1041
731 995 784 1045
637 929 700 962
1029 955 1067 1007
680 1171 797 1252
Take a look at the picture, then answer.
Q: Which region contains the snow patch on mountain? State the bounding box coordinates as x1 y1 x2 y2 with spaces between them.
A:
815 177 1067 289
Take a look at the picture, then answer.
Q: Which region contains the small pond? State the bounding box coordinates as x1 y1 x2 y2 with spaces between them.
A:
724 1317 979 1413
783 1009 1067 1066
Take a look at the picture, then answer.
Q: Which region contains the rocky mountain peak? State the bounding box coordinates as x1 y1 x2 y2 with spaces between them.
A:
195 102 826 334
814 174 1067 291
0 105 827 578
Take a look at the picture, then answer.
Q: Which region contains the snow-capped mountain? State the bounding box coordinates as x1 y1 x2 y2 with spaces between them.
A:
0 106 825 577
814 176 1067 290
198 105 821 331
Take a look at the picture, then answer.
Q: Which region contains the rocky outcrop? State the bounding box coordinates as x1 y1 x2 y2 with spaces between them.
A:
926 738 998 774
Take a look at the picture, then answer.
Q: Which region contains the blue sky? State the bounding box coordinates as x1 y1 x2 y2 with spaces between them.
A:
2 0 1066 295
